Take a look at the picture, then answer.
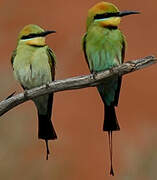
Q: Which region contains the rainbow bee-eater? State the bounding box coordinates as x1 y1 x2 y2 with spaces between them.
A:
11 24 57 160
82 2 139 175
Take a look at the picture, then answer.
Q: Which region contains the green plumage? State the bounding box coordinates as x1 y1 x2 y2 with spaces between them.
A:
82 19 125 177
82 2 139 175
12 43 57 139
83 23 125 131
11 24 57 159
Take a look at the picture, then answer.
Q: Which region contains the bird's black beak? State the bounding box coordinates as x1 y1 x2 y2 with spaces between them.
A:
42 30 56 36
118 11 140 17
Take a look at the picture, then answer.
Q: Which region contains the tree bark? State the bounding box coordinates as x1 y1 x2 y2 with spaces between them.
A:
0 55 156 117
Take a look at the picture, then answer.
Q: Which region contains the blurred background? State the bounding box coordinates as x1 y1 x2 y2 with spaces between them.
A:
0 0 157 179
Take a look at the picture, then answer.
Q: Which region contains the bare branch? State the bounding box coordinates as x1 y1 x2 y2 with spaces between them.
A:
0 55 156 116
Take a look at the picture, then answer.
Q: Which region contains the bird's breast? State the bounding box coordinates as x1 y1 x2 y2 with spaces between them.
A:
86 27 123 71
13 48 52 89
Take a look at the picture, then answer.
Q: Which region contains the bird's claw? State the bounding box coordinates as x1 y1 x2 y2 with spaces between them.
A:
46 83 50 89
24 90 28 98
92 72 97 80
110 67 115 73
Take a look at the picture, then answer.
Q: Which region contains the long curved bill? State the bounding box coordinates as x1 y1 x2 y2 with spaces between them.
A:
42 30 56 36
119 11 140 17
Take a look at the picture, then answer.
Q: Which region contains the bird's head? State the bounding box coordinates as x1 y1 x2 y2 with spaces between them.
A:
17 24 56 46
86 2 140 30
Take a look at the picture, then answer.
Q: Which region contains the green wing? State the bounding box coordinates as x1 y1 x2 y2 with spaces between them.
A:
98 39 126 106
11 49 17 68
113 40 125 106
46 47 56 81
82 33 91 71
38 47 56 132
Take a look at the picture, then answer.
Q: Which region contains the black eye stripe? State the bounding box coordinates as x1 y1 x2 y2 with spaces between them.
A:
21 32 46 40
94 12 119 20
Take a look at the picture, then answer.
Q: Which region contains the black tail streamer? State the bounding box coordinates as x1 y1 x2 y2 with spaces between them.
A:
45 139 50 160
108 131 114 176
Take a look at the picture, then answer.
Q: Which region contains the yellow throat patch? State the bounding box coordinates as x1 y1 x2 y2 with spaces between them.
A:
96 17 121 27
25 37 46 46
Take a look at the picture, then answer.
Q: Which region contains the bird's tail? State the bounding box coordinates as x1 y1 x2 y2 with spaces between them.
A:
103 104 120 131
38 113 57 140
38 113 57 160
34 93 57 160
104 104 120 176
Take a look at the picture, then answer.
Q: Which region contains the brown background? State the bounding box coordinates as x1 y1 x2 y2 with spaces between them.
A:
0 0 157 179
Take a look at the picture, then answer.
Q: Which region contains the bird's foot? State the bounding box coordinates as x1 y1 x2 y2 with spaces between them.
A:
46 83 50 89
92 71 97 80
24 90 28 98
110 66 115 73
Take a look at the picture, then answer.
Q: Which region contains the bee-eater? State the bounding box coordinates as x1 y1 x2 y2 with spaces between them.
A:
82 2 139 175
11 24 57 160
